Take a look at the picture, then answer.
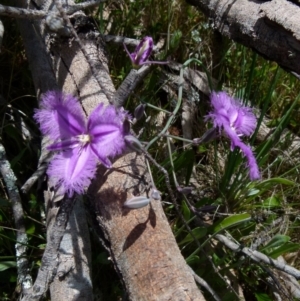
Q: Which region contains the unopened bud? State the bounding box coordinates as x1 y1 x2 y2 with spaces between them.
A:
177 186 194 195
123 119 131 135
193 128 217 145
150 188 161 200
125 135 143 153
134 104 146 120
124 196 150 209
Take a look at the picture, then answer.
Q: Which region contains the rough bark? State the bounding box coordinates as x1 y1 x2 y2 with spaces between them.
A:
0 143 32 293
16 1 93 300
88 154 205 301
16 1 205 300
186 0 300 77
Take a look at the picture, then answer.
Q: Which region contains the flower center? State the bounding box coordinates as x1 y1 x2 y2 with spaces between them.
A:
77 134 92 146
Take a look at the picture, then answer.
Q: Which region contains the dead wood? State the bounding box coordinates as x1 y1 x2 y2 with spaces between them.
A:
186 0 300 77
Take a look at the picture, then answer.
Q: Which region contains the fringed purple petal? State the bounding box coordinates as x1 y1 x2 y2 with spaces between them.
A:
34 91 86 140
90 144 112 168
224 125 260 180
234 107 257 136
47 146 97 197
206 91 256 137
88 104 127 162
48 138 80 151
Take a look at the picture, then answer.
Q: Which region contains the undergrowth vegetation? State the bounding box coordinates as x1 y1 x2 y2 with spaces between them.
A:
1 0 300 300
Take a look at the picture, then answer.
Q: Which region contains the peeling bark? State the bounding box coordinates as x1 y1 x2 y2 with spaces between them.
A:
186 0 300 76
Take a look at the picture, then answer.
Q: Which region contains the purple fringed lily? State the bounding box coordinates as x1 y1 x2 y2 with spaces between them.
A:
124 36 167 68
34 91 130 196
206 91 260 180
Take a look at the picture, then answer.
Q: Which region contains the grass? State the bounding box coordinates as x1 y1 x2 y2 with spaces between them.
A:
1 0 300 300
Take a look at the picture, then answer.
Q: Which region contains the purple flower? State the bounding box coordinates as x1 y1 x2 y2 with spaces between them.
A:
124 36 168 67
34 91 130 196
206 91 260 180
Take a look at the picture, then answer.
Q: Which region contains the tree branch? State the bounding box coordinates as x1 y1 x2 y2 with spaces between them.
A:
0 143 32 293
188 266 222 301
216 234 300 280
0 1 104 20
21 195 76 301
186 0 300 76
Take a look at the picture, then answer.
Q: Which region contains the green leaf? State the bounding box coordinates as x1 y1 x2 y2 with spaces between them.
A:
246 188 260 197
181 200 191 221
185 255 200 265
261 196 281 208
26 222 35 235
169 30 182 50
210 213 251 234
0 261 16 272
184 150 194 185
0 198 9 207
179 227 207 245
260 235 290 253
11 148 27 169
255 293 273 301
268 242 300 259
257 178 295 188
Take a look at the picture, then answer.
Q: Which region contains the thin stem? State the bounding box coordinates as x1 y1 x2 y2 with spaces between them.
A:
166 137 179 187
144 102 172 115
146 66 185 150
164 134 193 144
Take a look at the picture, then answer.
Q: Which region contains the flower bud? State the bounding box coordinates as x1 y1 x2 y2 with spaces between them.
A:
125 135 143 153
124 196 150 209
193 128 217 145
132 36 153 66
123 119 131 135
134 104 146 120
150 188 161 200
177 186 194 195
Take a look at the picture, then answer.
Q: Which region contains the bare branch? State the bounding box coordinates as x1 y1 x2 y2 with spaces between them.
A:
0 19 4 51
53 0 114 102
188 266 222 301
216 234 300 280
22 136 52 193
66 0 105 14
186 0 300 76
0 1 104 20
114 65 152 108
0 142 32 293
21 195 76 301
0 4 46 19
